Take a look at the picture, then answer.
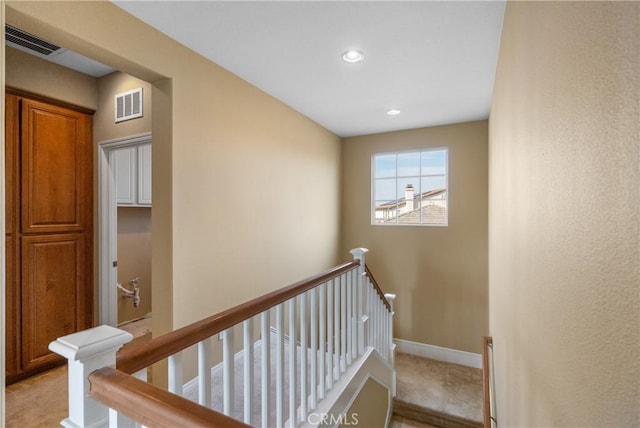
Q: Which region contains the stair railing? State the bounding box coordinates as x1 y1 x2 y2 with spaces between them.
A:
50 248 395 428
364 264 397 396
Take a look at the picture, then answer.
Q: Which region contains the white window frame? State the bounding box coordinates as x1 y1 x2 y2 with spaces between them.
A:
371 147 449 227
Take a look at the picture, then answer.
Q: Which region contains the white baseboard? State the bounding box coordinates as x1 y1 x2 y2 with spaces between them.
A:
394 338 482 369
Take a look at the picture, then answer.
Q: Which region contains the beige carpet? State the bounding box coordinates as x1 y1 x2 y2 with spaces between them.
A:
393 353 483 428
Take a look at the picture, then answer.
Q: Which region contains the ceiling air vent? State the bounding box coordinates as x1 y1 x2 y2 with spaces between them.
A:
115 88 144 123
5 24 63 56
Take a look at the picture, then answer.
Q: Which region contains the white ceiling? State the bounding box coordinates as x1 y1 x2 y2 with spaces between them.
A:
113 1 505 137
14 1 507 138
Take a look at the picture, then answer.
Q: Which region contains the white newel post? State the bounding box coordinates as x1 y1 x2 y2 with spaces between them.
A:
350 247 368 357
384 293 397 397
49 325 133 428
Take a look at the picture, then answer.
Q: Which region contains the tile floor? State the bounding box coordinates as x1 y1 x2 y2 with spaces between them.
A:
5 365 68 428
5 317 152 428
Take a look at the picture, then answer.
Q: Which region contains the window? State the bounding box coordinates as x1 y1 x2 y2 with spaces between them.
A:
372 148 448 226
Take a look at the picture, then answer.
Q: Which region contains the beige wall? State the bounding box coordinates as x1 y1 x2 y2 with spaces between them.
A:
95 71 154 325
117 207 152 324
5 46 97 110
490 2 639 426
341 121 488 353
338 378 389 428
95 71 152 141
5 1 342 345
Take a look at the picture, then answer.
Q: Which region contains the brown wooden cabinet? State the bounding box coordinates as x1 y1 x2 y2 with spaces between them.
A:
5 90 94 384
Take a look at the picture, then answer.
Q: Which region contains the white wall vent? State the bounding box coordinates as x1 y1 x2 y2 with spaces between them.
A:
115 88 143 123
5 24 64 57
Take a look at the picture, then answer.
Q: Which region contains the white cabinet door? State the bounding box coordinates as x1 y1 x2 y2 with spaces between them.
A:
137 143 152 205
115 146 136 205
114 143 152 206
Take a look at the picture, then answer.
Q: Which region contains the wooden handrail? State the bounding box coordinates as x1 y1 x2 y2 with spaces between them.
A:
89 367 249 428
118 261 360 374
364 265 391 311
482 336 493 428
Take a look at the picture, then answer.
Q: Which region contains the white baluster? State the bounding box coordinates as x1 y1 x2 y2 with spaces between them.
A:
244 318 254 425
349 248 368 356
327 279 333 390
379 297 384 355
356 268 364 356
366 284 371 351
261 310 271 428
300 292 308 422
310 288 318 409
110 408 136 428
352 270 364 360
367 283 373 350
380 298 385 356
340 273 346 372
380 301 385 360
319 282 327 398
352 271 357 358
288 298 297 427
276 304 284 428
378 294 385 358
352 269 358 359
168 352 183 396
334 277 340 380
385 293 397 396
374 295 380 354
198 338 212 406
387 304 393 362
383 305 389 361
346 271 352 367
378 296 383 355
222 327 235 417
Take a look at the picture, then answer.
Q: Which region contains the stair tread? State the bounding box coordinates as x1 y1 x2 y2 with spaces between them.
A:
393 353 483 428
390 414 442 428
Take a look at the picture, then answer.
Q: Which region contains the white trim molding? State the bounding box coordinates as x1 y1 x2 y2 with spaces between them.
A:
98 132 152 326
394 338 482 369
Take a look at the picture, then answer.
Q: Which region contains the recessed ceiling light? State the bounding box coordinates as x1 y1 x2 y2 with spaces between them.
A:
387 109 401 116
342 50 364 63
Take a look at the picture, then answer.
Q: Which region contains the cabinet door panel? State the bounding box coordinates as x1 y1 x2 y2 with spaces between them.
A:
137 143 152 205
21 99 90 233
5 94 19 234
115 146 137 205
21 234 87 371
5 236 19 377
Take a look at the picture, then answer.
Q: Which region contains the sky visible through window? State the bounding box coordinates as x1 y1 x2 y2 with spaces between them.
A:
373 148 448 225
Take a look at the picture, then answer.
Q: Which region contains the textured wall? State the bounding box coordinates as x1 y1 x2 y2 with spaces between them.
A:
341 121 488 353
490 2 639 426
